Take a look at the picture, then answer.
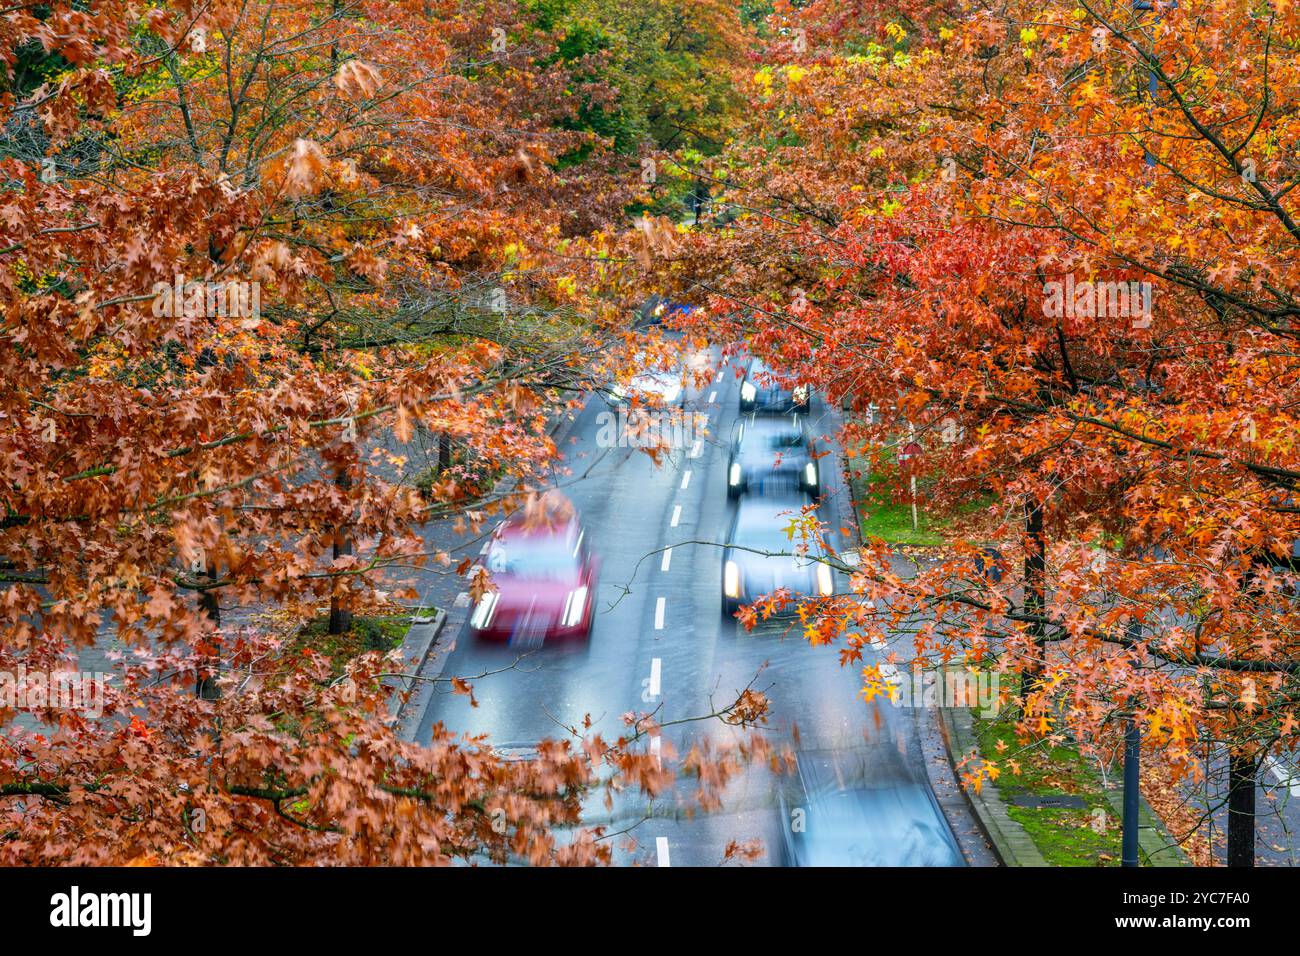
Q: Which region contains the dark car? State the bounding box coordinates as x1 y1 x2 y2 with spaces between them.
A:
726 415 820 500
775 752 966 867
468 510 598 645
722 495 833 619
738 358 810 414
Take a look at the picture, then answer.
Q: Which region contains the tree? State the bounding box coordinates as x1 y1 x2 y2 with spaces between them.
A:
656 0 1300 865
0 0 760 863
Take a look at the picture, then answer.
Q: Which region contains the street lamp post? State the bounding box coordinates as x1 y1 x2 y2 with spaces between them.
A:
1120 615 1144 866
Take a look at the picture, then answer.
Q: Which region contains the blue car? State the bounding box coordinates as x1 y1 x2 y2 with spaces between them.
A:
775 752 966 867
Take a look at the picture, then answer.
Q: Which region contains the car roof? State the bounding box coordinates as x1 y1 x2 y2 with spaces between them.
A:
496 514 581 545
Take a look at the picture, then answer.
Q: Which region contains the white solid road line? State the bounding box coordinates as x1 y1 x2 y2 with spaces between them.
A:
680 471 691 490
655 597 666 630
656 836 670 867
670 505 682 527
661 548 672 572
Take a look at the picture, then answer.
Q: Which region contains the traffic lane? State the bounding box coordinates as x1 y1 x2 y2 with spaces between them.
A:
414 357 732 755
619 618 966 867
612 395 988 866
413 428 678 751
620 394 896 865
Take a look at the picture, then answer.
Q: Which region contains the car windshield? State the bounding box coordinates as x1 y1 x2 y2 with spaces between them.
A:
486 536 580 579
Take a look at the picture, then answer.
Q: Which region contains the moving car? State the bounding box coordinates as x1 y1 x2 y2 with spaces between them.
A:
608 352 686 409
726 415 820 500
738 357 810 414
722 495 833 619
775 752 966 867
468 506 598 644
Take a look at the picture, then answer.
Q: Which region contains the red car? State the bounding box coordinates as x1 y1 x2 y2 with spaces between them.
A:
468 513 598 644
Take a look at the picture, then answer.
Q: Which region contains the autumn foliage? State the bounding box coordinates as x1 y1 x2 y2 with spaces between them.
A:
661 0 1300 855
0 1 764 864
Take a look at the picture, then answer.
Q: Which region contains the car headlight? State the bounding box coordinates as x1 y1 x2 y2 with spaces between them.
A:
470 592 498 629
793 385 808 402
561 586 588 627
816 562 833 596
740 382 757 401
729 463 742 486
804 462 817 486
724 560 740 598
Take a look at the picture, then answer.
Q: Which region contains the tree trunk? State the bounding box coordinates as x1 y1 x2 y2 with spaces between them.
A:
438 432 452 472
196 561 221 700
1020 495 1046 703
328 466 354 636
1226 749 1256 867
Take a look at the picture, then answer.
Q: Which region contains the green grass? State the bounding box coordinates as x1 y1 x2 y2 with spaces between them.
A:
292 614 410 679
847 460 953 546
971 709 1124 866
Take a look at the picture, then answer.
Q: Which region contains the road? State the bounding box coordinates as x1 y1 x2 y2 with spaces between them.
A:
407 345 996 866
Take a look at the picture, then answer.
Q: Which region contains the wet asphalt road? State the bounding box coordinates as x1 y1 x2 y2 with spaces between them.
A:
408 346 996 867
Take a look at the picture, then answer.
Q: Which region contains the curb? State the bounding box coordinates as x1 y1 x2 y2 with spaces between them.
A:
386 608 446 732
941 706 1194 867
939 706 1048 866
919 704 999 866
